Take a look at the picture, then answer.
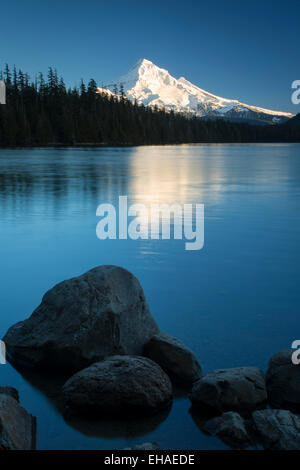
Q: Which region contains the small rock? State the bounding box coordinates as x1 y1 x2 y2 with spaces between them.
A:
0 386 19 402
266 350 300 412
203 411 251 449
0 393 36 450
124 442 160 450
144 333 202 384
189 367 267 413
3 266 159 372
252 409 300 450
63 355 172 416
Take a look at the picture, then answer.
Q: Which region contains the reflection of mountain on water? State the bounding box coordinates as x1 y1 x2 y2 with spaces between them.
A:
0 148 134 223
0 146 228 226
0 145 297 227
129 145 225 206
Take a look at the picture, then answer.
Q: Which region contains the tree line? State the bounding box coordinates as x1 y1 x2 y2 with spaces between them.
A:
0 64 299 146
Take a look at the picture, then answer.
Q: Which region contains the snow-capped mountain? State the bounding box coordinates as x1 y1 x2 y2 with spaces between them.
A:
104 59 293 124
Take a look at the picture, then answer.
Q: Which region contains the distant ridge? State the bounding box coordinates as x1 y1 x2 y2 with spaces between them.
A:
286 113 300 125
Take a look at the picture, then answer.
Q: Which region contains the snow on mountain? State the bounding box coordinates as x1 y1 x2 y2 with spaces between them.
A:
96 87 115 98
103 59 293 124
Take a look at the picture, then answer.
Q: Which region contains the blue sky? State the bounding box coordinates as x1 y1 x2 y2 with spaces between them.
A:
1 0 299 112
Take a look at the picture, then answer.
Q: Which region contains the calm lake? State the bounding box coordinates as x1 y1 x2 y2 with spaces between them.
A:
0 143 299 449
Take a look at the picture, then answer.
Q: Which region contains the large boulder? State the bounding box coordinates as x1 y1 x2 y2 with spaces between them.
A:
3 266 159 372
189 367 267 414
252 409 300 450
203 412 252 449
62 355 173 416
0 391 36 450
144 333 202 384
266 350 300 412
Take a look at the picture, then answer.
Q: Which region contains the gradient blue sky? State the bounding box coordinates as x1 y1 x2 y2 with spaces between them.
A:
1 0 299 112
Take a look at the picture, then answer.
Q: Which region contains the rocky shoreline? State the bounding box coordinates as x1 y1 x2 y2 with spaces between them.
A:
1 265 300 450
0 386 36 450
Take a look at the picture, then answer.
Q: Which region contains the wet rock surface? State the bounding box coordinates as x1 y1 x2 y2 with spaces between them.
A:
144 333 202 384
203 411 252 449
63 355 172 416
0 386 19 402
266 350 300 412
252 409 300 450
189 367 267 413
3 265 159 372
3 262 300 451
0 390 36 450
124 442 160 450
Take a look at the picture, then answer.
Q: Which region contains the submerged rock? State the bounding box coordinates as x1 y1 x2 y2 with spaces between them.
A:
0 391 36 450
62 355 172 416
189 367 267 413
203 411 252 449
0 386 19 402
266 350 300 412
124 442 160 450
144 333 202 384
252 409 300 450
3 265 159 372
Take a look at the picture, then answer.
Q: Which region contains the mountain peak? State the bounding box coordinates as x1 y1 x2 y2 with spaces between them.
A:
135 58 154 67
106 60 294 123
130 58 159 77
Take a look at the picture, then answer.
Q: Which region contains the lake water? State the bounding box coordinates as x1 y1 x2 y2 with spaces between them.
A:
0 144 299 449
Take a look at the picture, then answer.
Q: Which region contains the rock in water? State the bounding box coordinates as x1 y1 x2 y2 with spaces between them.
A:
144 333 202 383
0 386 19 402
266 350 300 412
189 367 267 413
203 412 251 449
3 266 159 371
124 442 160 450
252 409 300 450
62 355 172 416
0 392 36 450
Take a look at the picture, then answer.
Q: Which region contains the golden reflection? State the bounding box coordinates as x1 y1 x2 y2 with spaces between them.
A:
128 144 225 206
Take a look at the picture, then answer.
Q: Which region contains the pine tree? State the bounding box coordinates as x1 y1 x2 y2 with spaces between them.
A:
0 64 299 147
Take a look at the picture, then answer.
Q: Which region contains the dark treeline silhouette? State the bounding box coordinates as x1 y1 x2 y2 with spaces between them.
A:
0 65 299 146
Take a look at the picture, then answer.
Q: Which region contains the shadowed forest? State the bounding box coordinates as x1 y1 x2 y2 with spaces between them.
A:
0 65 300 146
